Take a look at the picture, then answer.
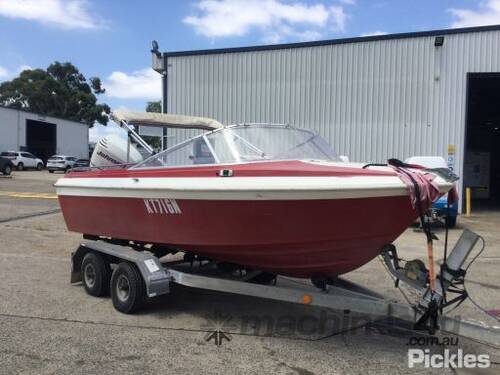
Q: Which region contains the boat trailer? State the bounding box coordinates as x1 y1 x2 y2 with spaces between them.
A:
70 229 500 347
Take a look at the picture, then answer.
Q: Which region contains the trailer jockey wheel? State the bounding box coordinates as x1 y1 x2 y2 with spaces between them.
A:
81 252 111 297
110 262 146 314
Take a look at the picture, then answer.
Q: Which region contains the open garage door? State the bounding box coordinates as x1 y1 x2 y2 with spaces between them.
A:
464 73 500 210
26 119 56 163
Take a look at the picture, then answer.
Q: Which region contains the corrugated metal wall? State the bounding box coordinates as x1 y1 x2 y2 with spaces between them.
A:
166 30 500 197
0 107 89 159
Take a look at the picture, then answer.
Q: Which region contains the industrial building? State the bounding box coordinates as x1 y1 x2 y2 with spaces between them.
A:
0 106 89 162
152 25 500 211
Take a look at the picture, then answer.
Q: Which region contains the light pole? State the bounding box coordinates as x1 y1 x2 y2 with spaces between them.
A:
151 40 168 150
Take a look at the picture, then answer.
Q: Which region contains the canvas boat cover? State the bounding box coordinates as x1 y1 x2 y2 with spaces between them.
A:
111 109 223 130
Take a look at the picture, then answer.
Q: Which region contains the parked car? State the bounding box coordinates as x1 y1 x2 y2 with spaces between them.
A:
405 156 458 228
0 156 14 175
73 158 90 168
47 155 78 173
0 151 44 171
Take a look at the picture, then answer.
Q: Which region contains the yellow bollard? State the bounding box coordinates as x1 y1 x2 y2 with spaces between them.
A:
466 187 472 217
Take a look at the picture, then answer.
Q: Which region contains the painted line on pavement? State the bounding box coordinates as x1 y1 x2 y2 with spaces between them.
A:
0 191 57 199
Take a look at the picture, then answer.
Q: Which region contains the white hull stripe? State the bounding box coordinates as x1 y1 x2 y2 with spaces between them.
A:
54 176 453 201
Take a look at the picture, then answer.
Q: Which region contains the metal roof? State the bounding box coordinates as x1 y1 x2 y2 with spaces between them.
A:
0 105 89 126
163 24 500 57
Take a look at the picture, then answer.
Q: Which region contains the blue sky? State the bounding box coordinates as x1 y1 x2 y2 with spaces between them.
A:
0 0 499 141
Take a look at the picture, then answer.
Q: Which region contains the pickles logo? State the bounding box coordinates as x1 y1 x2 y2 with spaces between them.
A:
407 336 490 369
143 198 182 215
408 349 490 369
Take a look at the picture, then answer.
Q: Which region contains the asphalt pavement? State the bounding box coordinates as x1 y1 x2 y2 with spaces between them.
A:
0 171 499 374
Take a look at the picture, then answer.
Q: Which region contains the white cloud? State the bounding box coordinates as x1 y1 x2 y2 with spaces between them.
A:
449 0 500 28
0 64 34 81
18 64 32 72
89 122 127 143
0 66 8 78
183 0 348 42
89 106 130 142
104 68 161 100
262 26 323 44
339 0 356 5
0 0 104 29
329 5 347 32
361 30 387 37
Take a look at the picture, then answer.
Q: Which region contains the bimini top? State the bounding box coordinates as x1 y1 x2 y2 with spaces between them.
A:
111 109 223 130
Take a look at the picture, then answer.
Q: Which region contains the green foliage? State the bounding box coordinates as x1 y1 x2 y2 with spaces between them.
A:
143 100 162 149
146 100 161 113
142 135 161 149
0 62 110 126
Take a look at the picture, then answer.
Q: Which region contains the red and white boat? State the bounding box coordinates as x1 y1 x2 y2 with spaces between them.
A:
55 111 455 278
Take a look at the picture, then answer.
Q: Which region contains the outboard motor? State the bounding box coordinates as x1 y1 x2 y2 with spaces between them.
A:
90 134 143 167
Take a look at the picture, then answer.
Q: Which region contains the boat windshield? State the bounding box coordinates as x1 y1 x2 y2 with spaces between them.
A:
133 124 340 168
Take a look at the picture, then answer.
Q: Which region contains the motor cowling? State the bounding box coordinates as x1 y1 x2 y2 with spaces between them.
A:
90 134 143 167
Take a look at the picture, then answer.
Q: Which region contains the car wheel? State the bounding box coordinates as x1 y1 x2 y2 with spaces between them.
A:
3 165 12 176
81 252 111 297
36 163 43 171
445 216 457 228
16 162 24 171
48 170 54 173
111 262 146 314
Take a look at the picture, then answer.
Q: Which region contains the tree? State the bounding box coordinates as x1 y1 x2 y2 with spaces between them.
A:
143 100 162 149
146 100 161 113
0 62 110 126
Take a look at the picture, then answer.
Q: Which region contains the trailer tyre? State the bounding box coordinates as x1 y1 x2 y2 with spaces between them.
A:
82 252 111 297
111 262 145 314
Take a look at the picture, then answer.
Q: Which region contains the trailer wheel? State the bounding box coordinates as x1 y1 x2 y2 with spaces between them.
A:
82 252 111 297
110 262 145 314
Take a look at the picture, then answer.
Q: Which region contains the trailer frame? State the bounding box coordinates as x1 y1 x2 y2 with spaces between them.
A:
70 229 500 347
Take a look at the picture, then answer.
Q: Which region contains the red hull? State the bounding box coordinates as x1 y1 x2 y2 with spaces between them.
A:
58 194 418 277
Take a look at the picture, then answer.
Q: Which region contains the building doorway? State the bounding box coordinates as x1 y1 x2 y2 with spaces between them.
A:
26 119 56 163
464 73 500 210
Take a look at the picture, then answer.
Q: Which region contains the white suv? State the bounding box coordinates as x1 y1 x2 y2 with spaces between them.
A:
0 151 44 171
47 155 78 173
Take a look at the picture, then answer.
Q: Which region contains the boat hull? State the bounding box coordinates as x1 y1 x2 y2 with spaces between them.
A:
58 193 418 277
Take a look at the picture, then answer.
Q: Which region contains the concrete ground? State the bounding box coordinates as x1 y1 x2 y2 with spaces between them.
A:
0 170 499 374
